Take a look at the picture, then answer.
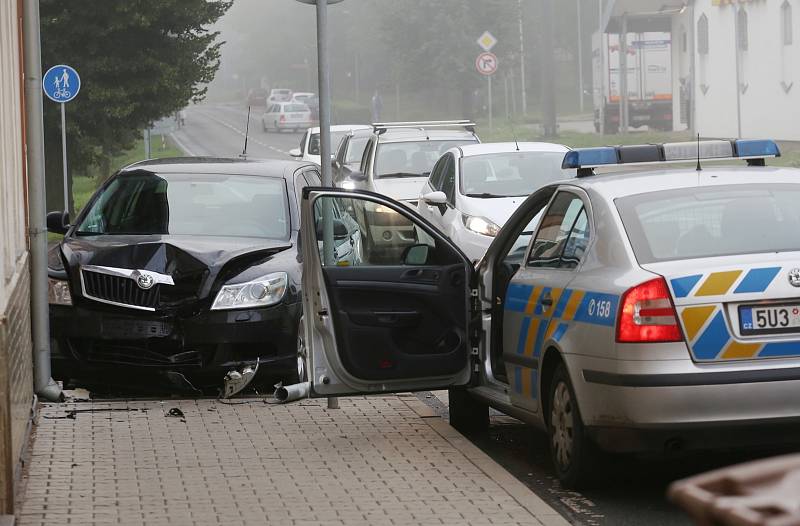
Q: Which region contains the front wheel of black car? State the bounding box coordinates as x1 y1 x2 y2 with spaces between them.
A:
285 316 308 385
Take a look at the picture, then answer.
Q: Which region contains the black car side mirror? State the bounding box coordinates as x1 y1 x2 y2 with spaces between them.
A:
316 218 349 240
47 211 69 235
402 244 431 266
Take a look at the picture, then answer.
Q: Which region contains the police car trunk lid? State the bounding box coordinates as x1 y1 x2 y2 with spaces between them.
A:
643 253 800 362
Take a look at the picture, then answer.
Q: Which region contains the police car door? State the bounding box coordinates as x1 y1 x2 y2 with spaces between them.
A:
300 188 474 396
503 189 590 413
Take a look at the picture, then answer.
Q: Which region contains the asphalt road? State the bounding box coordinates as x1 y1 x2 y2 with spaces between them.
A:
171 103 305 160
166 106 797 526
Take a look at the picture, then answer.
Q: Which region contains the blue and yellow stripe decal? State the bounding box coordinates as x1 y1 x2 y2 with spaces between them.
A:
670 267 781 298
506 284 619 397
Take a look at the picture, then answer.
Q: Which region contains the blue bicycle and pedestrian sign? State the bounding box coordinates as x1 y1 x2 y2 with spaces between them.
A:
43 64 80 103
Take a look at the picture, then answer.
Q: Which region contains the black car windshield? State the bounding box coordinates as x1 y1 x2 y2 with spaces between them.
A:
460 151 574 197
616 184 800 263
76 171 290 239
375 140 474 178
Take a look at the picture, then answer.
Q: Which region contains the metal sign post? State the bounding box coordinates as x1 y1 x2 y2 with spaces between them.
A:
476 51 498 131
476 32 498 131
43 64 81 213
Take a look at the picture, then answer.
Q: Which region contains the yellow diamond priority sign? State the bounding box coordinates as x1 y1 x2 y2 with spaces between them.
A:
477 31 497 52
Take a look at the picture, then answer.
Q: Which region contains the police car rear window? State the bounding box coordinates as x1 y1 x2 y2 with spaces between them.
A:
616 184 800 263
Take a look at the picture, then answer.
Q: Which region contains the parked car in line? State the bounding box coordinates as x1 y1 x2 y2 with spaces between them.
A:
46 158 360 394
295 139 800 489
417 142 575 262
338 121 479 263
333 128 373 187
262 102 313 133
290 124 371 167
246 88 268 107
291 92 315 105
267 88 293 104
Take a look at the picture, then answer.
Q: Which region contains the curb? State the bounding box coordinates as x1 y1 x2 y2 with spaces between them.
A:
401 397 571 526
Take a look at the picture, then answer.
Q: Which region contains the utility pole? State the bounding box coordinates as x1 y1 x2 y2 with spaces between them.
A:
619 13 629 134
518 0 527 115
598 0 605 134
576 0 585 112
22 0 62 402
541 0 557 136
297 0 343 409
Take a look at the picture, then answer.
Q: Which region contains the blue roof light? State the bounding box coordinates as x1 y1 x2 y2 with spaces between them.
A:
562 147 618 169
734 139 781 158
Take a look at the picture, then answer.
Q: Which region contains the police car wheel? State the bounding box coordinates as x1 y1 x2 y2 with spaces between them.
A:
448 388 488 434
548 363 595 488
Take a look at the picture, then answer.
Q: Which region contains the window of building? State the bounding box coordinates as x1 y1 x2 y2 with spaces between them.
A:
698 14 709 55
737 9 749 51
783 1 794 46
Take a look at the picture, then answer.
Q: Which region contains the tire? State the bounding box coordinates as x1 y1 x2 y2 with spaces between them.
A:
284 316 308 385
448 388 488 434
548 363 597 488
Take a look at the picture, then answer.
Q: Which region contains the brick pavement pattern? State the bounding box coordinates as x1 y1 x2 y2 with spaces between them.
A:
15 395 567 526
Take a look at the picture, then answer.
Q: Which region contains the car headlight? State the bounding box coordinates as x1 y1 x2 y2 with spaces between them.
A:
341 180 356 190
462 214 501 237
211 272 288 311
48 278 73 306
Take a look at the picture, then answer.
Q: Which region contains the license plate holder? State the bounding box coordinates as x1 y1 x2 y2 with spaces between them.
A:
102 319 173 339
739 303 800 336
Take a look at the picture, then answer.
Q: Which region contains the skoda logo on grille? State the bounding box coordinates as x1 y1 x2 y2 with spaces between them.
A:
789 268 800 288
135 272 155 290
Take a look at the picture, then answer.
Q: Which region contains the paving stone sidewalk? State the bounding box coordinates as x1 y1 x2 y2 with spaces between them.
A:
15 395 568 526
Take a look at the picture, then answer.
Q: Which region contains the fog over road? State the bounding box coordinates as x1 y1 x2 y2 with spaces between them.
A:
171 103 304 160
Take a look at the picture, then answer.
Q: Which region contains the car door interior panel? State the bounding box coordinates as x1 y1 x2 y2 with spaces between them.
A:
320 264 468 381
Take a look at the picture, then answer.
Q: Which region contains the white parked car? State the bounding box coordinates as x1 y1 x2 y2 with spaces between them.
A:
267 88 293 105
417 143 575 262
290 124 371 166
262 102 313 133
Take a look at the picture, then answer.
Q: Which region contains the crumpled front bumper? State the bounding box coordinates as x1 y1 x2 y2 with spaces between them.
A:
50 300 301 389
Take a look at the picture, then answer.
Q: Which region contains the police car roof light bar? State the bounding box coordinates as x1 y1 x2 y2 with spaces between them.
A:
563 139 781 177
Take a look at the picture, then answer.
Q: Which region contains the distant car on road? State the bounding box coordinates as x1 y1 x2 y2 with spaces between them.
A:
45 158 361 393
247 88 268 107
267 88 293 104
290 124 371 167
333 128 373 187
417 142 575 262
262 102 313 133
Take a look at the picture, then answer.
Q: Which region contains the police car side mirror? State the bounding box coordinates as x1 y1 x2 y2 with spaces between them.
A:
349 172 367 182
289 148 302 158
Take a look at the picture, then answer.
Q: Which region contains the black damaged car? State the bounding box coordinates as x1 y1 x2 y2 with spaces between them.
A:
46 157 351 394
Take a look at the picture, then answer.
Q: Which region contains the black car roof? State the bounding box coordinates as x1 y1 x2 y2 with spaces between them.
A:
121 157 314 178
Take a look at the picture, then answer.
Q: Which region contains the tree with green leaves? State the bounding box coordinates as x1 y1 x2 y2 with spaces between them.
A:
40 0 232 212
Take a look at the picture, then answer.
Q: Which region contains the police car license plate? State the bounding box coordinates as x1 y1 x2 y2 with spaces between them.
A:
740 304 800 335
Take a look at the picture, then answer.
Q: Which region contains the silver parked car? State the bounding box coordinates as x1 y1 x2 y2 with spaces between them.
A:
293 139 800 488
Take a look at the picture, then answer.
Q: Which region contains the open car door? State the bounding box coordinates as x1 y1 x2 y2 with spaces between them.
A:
300 188 474 396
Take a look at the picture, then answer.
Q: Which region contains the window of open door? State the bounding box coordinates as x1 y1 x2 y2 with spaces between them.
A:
300 189 474 397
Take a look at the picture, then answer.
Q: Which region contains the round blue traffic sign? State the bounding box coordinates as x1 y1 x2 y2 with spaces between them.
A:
42 65 81 103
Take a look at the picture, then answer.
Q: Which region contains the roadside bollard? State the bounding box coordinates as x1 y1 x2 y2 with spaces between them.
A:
327 396 339 409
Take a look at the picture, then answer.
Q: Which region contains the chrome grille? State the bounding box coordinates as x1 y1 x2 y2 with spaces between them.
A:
81 269 160 310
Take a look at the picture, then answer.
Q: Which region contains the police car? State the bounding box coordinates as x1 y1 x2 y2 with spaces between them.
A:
294 139 800 487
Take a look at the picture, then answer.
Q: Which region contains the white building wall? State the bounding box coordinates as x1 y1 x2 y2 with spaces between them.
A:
693 0 800 140
0 0 28 313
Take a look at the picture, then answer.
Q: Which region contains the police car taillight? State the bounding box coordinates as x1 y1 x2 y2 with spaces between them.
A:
616 278 683 343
